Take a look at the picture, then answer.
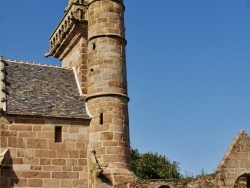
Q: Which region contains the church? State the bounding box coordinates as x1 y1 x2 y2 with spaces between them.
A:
0 0 135 187
2 1 250 188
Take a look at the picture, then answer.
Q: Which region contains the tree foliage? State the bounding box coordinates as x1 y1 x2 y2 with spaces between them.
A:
131 148 181 180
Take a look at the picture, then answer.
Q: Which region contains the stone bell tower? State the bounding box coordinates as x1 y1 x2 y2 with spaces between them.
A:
46 0 135 187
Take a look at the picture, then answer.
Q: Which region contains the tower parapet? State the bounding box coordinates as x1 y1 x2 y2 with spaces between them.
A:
45 1 88 94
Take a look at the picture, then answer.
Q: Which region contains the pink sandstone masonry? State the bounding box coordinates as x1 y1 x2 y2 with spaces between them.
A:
0 116 90 187
1 0 135 187
1 1 250 188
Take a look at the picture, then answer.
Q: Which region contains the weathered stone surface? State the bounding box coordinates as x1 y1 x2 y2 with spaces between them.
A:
0 116 89 187
215 130 250 187
0 0 134 188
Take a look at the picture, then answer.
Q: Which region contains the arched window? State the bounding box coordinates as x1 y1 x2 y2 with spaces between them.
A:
234 173 250 188
159 186 170 188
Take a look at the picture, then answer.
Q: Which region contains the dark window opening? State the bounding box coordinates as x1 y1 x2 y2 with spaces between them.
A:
92 43 96 50
159 186 171 188
55 126 62 142
100 113 103 125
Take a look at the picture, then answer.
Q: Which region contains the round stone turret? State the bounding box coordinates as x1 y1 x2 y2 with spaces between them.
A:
86 0 135 187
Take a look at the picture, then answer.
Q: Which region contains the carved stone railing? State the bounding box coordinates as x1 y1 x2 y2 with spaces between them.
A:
45 1 88 58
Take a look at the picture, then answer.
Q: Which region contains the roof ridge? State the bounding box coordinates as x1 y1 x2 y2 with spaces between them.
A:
3 58 66 69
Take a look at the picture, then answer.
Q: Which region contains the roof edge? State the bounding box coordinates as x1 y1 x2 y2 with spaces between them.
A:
215 129 248 172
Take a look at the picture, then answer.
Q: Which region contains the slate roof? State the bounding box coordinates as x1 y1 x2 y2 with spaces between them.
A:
3 59 89 119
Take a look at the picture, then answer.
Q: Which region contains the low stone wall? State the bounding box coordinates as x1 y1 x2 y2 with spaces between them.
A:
128 174 216 188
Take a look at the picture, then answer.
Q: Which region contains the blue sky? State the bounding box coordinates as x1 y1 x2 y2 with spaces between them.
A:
1 1 250 176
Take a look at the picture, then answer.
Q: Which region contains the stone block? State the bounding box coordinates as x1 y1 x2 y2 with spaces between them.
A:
33 125 42 131
40 158 51 165
76 141 86 149
37 131 54 139
100 132 113 140
24 157 39 165
79 150 87 158
1 130 17 137
42 165 61 171
9 124 32 131
68 126 79 133
35 150 56 158
62 166 72 171
41 126 54 132
30 165 41 170
49 141 67 149
16 179 28 187
0 137 7 147
103 154 118 163
66 142 76 149
12 157 24 164
52 159 66 165
52 172 79 179
103 141 119 146
66 159 77 166
95 147 105 155
93 124 109 132
78 159 87 166
27 138 48 149
118 141 129 148
44 179 59 188
56 150 69 158
73 166 83 171
18 131 36 138
69 150 79 158
28 179 43 187
21 171 50 178
106 147 124 155
73 179 88 187
8 137 25 148
13 164 30 171
60 179 73 187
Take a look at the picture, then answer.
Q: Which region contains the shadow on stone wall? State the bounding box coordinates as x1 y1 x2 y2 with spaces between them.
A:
0 149 19 188
99 173 113 186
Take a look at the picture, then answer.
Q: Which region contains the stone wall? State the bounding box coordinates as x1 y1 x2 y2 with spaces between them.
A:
0 115 90 188
127 174 216 188
86 0 135 187
215 130 250 187
61 33 88 95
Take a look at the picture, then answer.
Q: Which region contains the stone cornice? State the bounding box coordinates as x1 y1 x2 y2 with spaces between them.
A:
88 34 127 46
86 92 129 102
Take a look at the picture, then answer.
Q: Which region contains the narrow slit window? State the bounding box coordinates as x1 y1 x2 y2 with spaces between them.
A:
92 43 96 50
55 126 62 142
100 113 103 125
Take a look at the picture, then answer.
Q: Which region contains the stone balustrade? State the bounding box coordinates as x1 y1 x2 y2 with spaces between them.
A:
46 1 87 57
